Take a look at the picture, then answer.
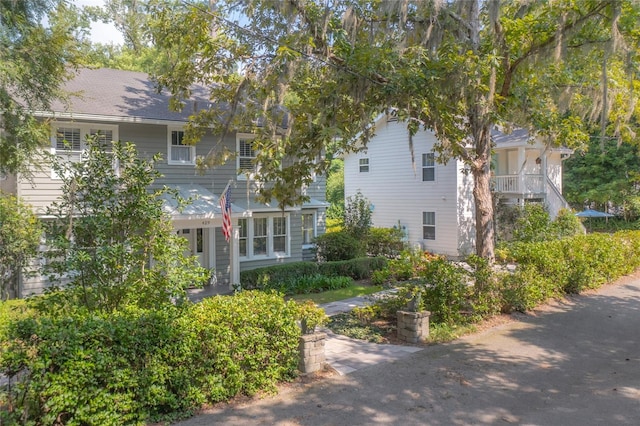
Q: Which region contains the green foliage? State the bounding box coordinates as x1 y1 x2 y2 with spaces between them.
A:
240 258 387 291
325 217 343 233
498 203 583 244
0 193 42 300
326 312 391 343
317 257 387 280
343 191 372 240
386 249 444 281
314 230 365 261
417 259 472 325
1 292 302 424
149 1 640 261
240 262 320 290
498 265 559 313
0 299 31 342
0 0 86 175
467 254 502 318
263 274 353 296
508 231 640 294
325 159 345 220
553 208 585 238
366 227 406 258
371 269 391 285
564 138 640 219
43 138 208 312
295 300 328 333
512 203 553 242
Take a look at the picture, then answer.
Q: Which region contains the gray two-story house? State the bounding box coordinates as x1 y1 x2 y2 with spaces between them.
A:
1 68 327 297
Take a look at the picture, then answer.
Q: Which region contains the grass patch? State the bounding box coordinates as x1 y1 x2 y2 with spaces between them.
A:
427 323 477 343
289 284 383 304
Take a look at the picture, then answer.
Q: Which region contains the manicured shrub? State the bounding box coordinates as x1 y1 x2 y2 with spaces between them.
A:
314 230 365 261
366 227 406 258
507 230 640 295
467 254 502 318
0 292 309 425
280 274 353 295
498 265 559 313
240 262 319 290
417 259 471 325
317 257 387 280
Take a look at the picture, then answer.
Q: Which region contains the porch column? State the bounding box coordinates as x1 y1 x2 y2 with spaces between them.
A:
230 223 240 289
518 146 526 201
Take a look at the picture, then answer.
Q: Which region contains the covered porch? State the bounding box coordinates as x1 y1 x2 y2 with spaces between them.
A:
162 184 246 289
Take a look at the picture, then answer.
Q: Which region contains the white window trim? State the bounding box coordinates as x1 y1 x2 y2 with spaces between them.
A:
238 213 291 260
236 133 257 180
422 152 435 182
301 211 317 249
50 122 119 179
359 157 370 173
167 127 196 165
422 211 436 240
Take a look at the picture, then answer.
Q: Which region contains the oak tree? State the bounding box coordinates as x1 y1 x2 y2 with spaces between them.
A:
149 0 640 260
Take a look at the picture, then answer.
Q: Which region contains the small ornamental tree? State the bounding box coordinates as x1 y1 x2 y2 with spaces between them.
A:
43 137 208 312
0 193 42 300
344 191 372 240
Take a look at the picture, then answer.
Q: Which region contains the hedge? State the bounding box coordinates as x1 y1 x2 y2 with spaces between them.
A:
240 257 388 290
507 230 640 295
0 291 311 425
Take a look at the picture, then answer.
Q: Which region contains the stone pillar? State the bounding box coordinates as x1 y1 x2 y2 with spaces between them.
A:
397 311 430 344
298 332 326 374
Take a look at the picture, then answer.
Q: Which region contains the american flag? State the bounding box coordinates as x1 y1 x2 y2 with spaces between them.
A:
220 185 232 242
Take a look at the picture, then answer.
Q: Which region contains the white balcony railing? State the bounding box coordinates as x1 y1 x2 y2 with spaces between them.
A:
493 174 544 194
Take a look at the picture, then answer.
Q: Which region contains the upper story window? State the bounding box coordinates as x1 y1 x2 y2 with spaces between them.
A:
53 124 118 156
168 129 195 165
237 135 258 179
422 211 436 240
51 123 118 178
359 158 369 173
422 153 435 181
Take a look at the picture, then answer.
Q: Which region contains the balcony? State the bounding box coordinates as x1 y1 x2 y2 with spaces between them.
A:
493 174 544 194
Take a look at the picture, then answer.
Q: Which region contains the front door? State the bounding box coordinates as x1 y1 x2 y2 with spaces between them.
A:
178 228 206 267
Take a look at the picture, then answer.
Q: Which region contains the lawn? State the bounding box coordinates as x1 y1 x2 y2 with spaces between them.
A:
289 283 383 304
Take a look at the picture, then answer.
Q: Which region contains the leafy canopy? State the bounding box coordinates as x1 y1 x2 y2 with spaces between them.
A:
148 0 640 260
0 0 87 175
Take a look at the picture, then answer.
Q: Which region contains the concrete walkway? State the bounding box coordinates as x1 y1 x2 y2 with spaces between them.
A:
317 289 421 375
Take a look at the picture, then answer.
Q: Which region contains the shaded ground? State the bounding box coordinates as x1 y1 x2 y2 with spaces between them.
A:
176 271 640 425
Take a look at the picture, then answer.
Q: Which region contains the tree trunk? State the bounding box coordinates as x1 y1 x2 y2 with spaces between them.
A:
472 131 495 262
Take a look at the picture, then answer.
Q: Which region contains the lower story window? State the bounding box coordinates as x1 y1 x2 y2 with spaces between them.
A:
237 215 289 259
423 212 436 240
273 216 287 253
253 217 268 256
301 213 315 244
238 218 248 257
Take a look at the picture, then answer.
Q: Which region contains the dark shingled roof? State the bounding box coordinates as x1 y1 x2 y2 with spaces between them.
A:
48 68 213 122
